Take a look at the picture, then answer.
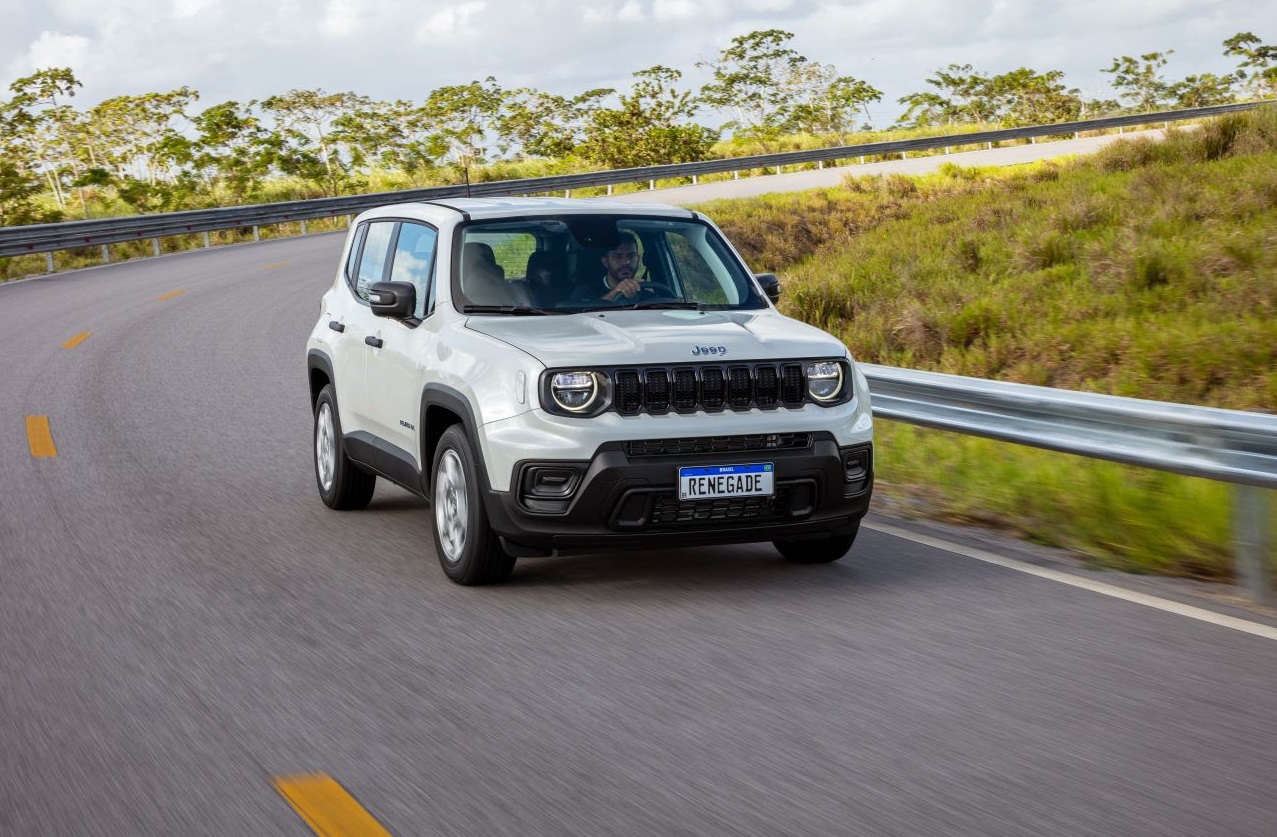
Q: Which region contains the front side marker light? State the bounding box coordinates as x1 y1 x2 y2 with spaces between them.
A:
806 361 844 403
551 371 601 413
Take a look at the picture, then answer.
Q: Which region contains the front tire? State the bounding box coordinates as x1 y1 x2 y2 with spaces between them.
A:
314 384 376 510
431 425 516 585
774 525 859 564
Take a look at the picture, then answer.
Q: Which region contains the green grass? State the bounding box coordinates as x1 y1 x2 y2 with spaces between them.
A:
705 107 1277 579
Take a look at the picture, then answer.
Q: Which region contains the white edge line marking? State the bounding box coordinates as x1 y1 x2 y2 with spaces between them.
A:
865 521 1277 642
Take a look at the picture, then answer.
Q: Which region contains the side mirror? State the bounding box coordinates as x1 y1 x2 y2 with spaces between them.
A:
369 281 416 318
754 273 781 305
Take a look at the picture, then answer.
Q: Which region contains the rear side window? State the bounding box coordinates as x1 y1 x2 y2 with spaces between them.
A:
353 221 395 301
389 222 438 319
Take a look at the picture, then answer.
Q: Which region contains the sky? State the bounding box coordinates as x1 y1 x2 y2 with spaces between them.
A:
1 0 1269 127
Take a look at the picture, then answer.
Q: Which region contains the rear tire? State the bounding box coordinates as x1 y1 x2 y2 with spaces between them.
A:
431 425 516 585
774 525 859 564
314 384 376 510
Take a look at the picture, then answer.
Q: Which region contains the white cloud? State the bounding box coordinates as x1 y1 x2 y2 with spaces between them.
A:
321 0 361 38
13 31 91 77
172 0 215 19
415 1 486 38
618 0 645 23
653 0 698 21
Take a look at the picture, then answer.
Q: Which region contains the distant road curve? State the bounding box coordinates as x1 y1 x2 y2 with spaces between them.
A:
621 127 1170 205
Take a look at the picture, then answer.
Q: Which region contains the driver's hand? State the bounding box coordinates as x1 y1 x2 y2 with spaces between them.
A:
606 278 642 300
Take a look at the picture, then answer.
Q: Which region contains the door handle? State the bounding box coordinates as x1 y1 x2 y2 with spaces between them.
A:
364 336 383 348
328 320 345 333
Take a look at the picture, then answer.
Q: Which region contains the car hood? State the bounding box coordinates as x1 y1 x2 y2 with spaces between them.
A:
464 309 847 368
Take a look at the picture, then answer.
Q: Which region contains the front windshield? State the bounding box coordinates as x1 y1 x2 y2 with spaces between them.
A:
453 215 767 314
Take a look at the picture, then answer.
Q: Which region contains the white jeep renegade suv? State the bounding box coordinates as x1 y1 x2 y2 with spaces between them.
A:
306 198 873 585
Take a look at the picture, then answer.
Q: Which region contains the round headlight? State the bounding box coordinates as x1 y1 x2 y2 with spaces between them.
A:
551 371 601 413
806 361 844 403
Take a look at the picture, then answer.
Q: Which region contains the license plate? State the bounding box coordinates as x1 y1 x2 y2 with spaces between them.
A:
678 463 774 500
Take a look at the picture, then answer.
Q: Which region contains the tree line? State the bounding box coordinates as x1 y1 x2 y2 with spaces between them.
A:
1 29 1274 226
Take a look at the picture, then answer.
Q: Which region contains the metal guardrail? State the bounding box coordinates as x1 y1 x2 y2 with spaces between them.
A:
1 100 1270 261
861 364 1277 603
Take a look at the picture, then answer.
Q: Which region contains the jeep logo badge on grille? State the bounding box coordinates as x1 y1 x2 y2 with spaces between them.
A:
691 345 728 356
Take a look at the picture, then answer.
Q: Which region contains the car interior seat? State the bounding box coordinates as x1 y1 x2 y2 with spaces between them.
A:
524 250 569 305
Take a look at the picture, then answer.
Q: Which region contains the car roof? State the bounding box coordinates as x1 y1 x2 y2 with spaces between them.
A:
352 196 699 227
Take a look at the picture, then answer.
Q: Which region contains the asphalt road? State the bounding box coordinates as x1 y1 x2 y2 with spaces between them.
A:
3 190 1277 836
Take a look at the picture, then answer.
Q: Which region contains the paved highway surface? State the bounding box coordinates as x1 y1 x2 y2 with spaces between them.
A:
4 144 1277 837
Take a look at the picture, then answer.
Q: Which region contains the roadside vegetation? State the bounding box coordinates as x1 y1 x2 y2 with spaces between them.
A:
705 106 1277 580
3 28 1274 233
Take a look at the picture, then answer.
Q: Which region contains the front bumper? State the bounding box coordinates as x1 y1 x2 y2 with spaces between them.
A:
484 433 873 555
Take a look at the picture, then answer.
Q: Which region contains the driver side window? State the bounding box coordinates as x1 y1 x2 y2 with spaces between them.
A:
389 222 438 319
353 221 395 302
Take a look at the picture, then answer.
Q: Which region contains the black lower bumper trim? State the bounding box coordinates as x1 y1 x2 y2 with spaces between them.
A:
483 436 872 555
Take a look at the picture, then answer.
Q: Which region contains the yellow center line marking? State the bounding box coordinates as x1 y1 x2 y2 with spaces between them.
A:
62 331 92 350
261 261 290 270
26 416 58 458
273 774 395 837
156 289 185 302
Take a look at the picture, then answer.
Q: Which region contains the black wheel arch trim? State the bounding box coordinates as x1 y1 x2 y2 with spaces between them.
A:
307 349 335 410
419 384 495 504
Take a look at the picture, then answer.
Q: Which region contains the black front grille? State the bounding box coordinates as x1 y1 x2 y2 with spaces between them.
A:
644 481 813 528
610 362 811 415
651 494 778 525
624 433 814 458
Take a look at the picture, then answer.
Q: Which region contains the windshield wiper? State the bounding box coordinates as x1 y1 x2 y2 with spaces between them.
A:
616 300 701 310
462 304 559 315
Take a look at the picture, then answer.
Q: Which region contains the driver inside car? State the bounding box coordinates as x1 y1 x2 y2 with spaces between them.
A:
572 233 659 303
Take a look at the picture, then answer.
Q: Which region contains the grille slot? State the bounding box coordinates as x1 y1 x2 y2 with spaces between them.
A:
672 368 698 411
727 367 752 408
701 367 725 411
644 369 670 413
616 370 641 413
781 364 804 405
755 365 778 408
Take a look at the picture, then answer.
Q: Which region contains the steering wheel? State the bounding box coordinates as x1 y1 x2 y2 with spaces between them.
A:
639 282 679 300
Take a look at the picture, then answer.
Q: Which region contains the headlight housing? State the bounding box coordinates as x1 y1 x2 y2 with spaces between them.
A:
543 370 609 416
805 361 845 403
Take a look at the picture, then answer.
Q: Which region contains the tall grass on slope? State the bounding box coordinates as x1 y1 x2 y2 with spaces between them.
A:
708 106 1277 579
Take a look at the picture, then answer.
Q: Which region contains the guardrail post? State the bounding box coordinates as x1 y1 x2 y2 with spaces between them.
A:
900 152 906 160
152 239 160 257
733 171 739 180
1234 485 1272 605
774 166 782 175
253 226 260 242
692 174 698 185
945 146 951 154
101 245 110 264
1031 136 1037 144
300 219 308 235
649 180 655 190
987 142 993 150
859 156 865 164
817 161 823 170
564 189 570 198
203 232 211 248
606 184 613 195
46 253 54 273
